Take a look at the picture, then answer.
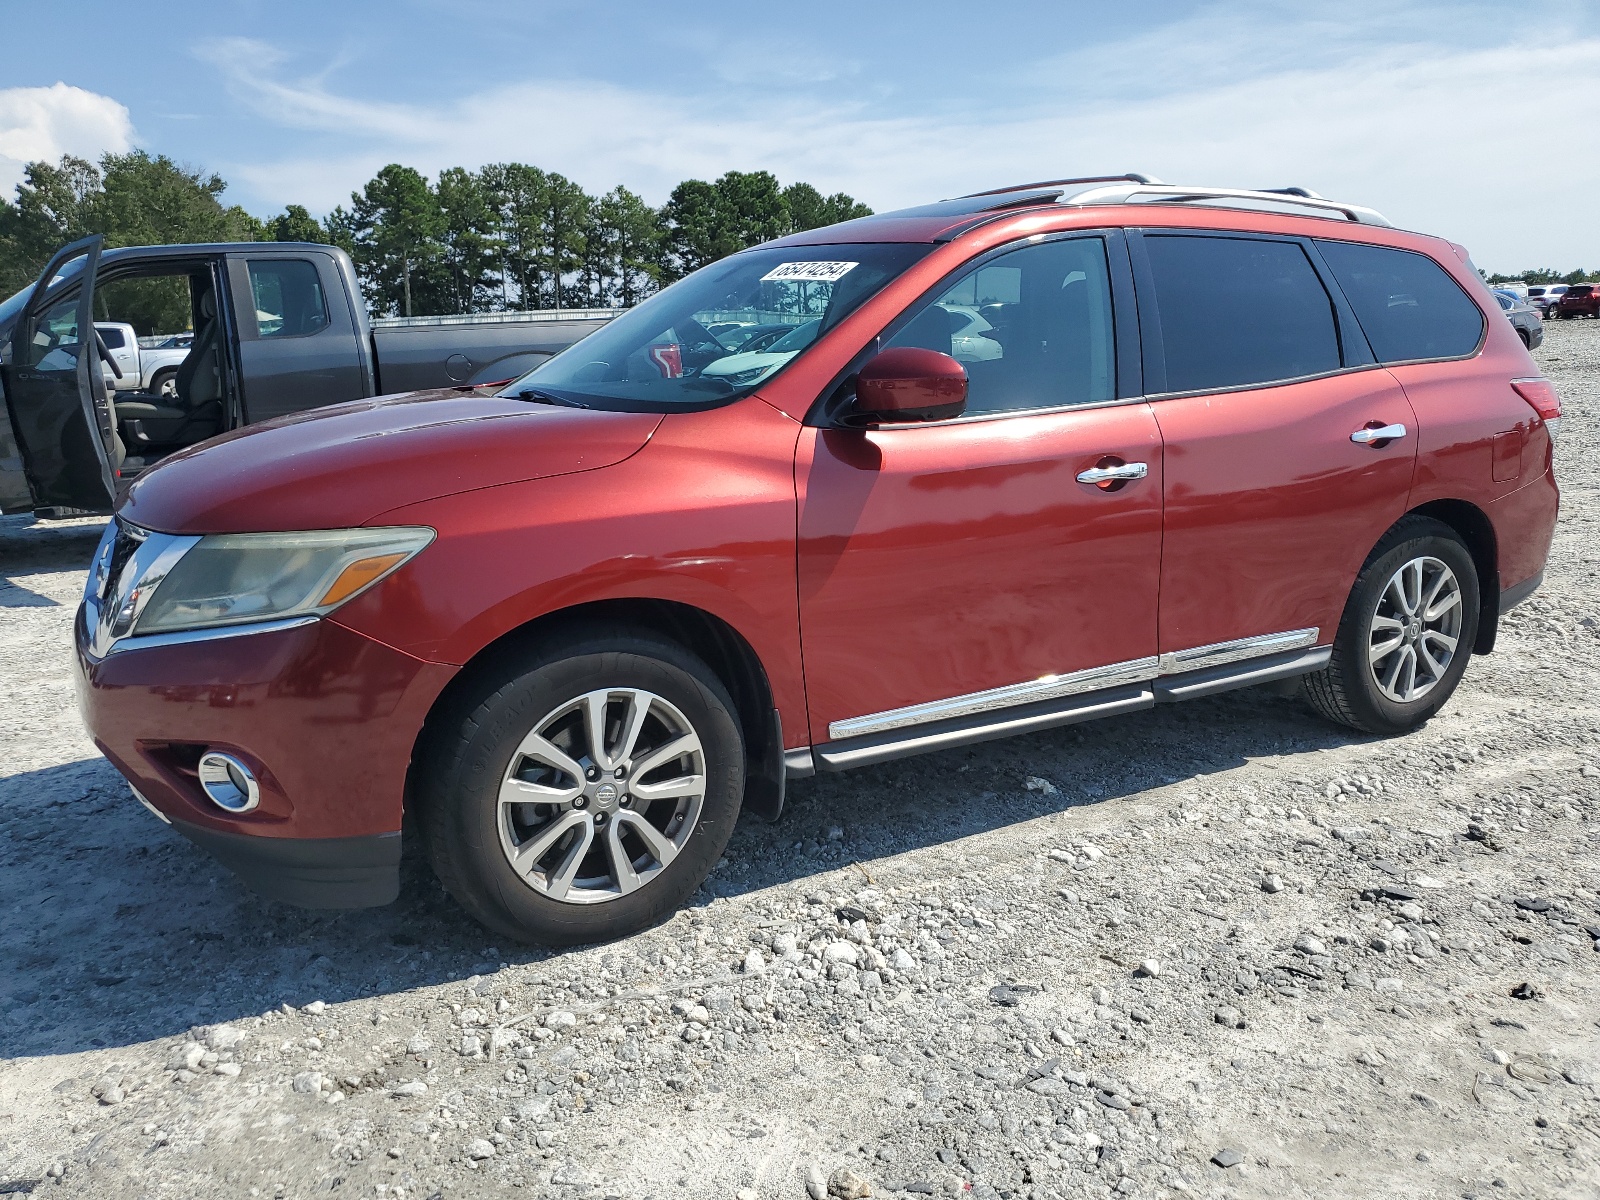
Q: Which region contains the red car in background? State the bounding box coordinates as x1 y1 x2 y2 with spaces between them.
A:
67 174 1561 945
1555 283 1600 318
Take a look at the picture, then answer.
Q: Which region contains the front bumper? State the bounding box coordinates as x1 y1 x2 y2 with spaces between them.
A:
75 612 456 908
171 817 402 908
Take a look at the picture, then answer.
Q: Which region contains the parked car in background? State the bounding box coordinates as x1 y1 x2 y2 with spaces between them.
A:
1555 283 1600 318
95 322 195 397
1492 289 1545 348
1528 284 1569 317
1495 282 1529 300
72 175 1560 944
0 239 617 516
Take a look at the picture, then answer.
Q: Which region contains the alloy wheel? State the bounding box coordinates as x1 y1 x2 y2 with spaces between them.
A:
1367 555 1463 704
497 688 706 905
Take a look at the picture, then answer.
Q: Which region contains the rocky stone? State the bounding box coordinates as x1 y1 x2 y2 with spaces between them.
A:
291 1072 323 1094
1262 874 1284 893
743 948 767 974
301 1000 326 1015
1214 1006 1245 1028
465 1138 496 1160
1212 1149 1244 1168
823 942 860 966
828 1167 872 1198
393 1080 428 1097
1135 959 1161 978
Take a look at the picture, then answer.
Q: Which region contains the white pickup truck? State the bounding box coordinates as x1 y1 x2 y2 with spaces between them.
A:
95 322 193 397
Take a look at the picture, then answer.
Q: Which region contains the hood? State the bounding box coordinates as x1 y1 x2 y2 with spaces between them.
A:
120 388 662 534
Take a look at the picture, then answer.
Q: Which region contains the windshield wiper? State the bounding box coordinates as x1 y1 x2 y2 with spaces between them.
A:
511 387 590 409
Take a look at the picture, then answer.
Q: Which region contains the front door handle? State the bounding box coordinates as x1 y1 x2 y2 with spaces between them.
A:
1076 462 1149 485
1351 423 1407 444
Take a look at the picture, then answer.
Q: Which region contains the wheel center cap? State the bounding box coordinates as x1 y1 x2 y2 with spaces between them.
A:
1404 619 1422 642
592 782 620 810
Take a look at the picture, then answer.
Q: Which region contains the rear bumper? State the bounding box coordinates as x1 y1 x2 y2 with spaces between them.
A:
170 817 401 908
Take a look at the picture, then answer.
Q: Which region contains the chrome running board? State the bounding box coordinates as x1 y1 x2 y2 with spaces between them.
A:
801 630 1326 775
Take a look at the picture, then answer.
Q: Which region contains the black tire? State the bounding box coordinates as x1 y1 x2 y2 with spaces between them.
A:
149 368 177 399
1302 516 1480 735
417 629 745 945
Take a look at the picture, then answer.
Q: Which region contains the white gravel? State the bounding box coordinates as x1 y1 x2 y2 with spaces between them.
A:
2 320 1598 1199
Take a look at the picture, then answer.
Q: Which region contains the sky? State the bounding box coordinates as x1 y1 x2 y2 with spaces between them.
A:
2 0 1598 273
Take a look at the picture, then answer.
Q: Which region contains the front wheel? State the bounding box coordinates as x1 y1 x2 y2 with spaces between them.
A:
1303 517 1480 735
417 631 745 945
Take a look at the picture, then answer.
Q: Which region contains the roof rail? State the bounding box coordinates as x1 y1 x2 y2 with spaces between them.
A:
961 173 1162 198
1063 181 1391 227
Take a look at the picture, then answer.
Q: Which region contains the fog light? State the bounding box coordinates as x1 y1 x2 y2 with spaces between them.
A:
197 751 260 813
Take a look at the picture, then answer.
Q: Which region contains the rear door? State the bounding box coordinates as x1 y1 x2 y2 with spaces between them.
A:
1130 230 1418 661
0 236 118 511
225 252 368 422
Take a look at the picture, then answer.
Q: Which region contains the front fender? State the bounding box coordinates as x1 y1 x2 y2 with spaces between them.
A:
332 397 808 742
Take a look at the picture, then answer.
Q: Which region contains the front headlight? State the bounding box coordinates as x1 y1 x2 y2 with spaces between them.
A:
134 526 435 635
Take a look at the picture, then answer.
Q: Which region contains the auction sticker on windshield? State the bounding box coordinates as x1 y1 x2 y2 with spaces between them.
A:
760 261 858 283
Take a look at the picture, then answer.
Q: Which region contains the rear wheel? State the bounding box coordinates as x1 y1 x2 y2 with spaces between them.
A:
150 368 177 399
1303 517 1480 735
418 631 745 945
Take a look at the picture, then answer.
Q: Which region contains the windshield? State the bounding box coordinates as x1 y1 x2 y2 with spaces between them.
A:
501 242 931 410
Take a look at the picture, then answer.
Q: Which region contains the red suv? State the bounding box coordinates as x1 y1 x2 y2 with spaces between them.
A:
1555 283 1599 318
73 175 1562 944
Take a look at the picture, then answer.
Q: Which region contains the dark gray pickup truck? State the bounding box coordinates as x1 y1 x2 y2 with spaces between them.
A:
0 236 615 515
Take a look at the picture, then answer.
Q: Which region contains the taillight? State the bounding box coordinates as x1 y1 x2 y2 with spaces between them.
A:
1511 377 1562 440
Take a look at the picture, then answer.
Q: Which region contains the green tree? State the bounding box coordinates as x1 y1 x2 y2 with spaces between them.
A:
343 164 447 317
267 204 328 244
660 172 871 281
592 186 662 306
435 167 500 314
480 161 549 310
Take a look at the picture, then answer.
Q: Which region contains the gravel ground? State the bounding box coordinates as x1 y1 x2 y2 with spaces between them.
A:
2 320 1598 1200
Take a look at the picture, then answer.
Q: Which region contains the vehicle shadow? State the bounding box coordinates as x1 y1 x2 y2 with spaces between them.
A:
0 684 1370 1059
0 517 106 609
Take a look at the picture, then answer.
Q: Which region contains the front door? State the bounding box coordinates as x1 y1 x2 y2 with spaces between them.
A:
1131 230 1418 659
797 233 1164 749
0 236 118 511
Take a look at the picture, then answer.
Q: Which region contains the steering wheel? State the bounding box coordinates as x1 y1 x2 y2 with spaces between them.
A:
94 329 124 380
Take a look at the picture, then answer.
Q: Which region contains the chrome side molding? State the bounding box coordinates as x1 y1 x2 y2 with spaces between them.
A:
815 637 1329 774
1156 627 1318 675
828 656 1160 741
828 628 1319 742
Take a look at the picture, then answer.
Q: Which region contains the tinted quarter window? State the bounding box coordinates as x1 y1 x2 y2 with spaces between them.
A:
1315 240 1484 363
1144 235 1340 393
885 237 1115 414
97 326 126 348
247 259 329 338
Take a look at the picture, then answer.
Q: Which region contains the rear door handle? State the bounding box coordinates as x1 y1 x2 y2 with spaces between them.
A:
1076 462 1149 484
1351 423 1407 444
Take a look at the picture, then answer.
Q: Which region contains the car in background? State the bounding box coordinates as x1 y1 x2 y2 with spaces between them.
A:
1528 284 1569 317
1555 283 1600 319
95 322 194 397
1492 289 1544 348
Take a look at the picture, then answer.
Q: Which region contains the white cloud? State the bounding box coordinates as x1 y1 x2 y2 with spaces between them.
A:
0 83 135 198
198 7 1600 270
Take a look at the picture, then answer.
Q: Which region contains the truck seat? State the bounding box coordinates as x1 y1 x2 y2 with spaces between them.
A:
115 290 224 449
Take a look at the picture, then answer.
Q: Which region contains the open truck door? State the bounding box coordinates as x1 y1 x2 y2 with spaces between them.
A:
0 236 119 512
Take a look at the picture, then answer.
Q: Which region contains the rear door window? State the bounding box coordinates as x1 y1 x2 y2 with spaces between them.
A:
97 325 126 348
246 259 329 338
1142 235 1340 393
1315 240 1484 363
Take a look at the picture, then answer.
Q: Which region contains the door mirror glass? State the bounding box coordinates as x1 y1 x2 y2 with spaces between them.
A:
851 347 968 423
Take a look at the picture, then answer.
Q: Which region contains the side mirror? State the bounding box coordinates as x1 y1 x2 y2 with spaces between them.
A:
850 347 967 424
